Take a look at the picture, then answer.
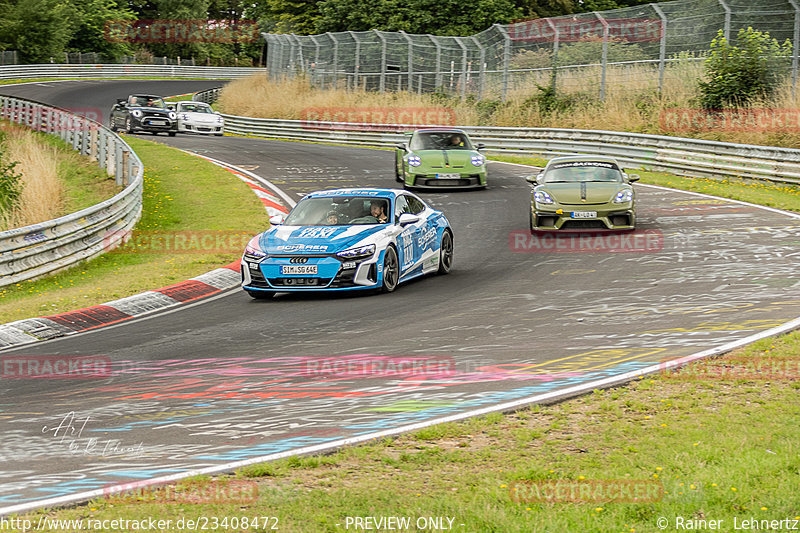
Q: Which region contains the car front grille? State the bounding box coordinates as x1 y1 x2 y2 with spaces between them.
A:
268 277 332 287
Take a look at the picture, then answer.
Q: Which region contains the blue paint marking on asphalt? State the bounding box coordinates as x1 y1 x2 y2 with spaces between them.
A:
194 436 342 461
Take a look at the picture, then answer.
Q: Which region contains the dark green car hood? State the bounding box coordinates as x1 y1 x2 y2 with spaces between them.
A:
540 182 630 205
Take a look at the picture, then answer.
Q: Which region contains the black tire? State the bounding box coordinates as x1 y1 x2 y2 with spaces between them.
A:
381 246 399 293
437 230 453 274
109 118 117 132
124 117 134 133
168 131 176 137
395 154 403 182
215 133 223 137
246 290 274 300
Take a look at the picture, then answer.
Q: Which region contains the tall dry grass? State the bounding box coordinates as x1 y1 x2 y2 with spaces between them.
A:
219 60 800 149
0 123 64 231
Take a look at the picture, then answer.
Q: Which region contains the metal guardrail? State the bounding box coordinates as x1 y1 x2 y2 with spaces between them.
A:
215 110 800 186
0 96 144 287
0 64 262 81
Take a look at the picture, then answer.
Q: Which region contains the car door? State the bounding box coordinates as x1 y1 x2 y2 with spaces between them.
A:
394 194 424 276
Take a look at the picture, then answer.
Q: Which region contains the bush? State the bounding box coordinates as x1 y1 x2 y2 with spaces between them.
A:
698 27 792 109
0 151 22 217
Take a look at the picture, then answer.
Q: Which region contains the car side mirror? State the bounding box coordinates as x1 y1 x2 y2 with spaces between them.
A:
476 143 486 150
626 173 640 182
269 214 284 226
398 213 420 226
214 111 221 115
395 143 407 150
116 99 125 105
166 104 175 111
526 173 542 184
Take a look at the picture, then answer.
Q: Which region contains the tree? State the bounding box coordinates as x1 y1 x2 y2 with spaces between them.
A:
698 27 792 109
315 0 519 36
0 0 77 63
67 0 136 58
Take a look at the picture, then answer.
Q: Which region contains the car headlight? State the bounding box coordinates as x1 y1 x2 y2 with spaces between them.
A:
613 190 634 203
169 112 177 120
471 155 485 166
217 115 224 123
534 190 555 205
131 110 143 118
243 235 267 262
336 244 375 261
408 155 421 167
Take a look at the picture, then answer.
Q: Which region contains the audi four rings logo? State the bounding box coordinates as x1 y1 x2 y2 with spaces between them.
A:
290 257 309 263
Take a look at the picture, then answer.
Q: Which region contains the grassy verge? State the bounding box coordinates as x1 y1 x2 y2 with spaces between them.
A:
490 154 800 213
0 137 266 324
0 121 120 230
21 333 800 532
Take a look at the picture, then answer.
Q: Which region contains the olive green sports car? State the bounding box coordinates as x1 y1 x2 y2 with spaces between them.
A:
395 128 487 189
527 155 639 231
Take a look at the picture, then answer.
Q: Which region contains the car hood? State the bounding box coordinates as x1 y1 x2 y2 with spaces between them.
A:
181 112 219 120
129 107 171 114
260 224 387 254
413 149 477 169
540 182 628 205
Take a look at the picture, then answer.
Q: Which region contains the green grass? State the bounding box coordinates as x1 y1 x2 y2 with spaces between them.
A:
20 334 800 532
0 136 267 323
490 154 800 213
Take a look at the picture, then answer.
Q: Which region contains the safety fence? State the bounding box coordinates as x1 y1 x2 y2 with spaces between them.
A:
0 96 144 287
263 0 800 100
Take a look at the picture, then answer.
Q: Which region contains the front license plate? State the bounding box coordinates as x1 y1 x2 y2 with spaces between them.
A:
571 211 597 219
148 120 166 125
281 265 318 275
436 173 460 179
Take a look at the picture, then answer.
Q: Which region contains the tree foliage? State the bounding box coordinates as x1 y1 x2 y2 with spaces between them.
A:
698 27 792 109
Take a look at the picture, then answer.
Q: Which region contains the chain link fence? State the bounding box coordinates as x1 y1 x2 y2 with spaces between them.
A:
262 0 800 100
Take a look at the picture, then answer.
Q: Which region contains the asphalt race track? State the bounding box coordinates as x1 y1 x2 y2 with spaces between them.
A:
1 80 800 512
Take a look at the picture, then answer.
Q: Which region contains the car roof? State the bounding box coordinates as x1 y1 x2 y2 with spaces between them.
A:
413 128 466 134
304 188 402 200
545 155 622 167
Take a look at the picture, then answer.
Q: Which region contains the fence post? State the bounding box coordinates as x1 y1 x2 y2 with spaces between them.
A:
375 29 387 93
428 35 442 90
652 4 668 95
593 12 609 101
789 0 800 98
546 19 560 96
494 24 512 101
718 0 731 41
328 33 339 89
309 35 322 87
115 142 124 185
470 37 486 99
400 31 413 91
456 38 468 100
349 31 361 90
121 149 130 186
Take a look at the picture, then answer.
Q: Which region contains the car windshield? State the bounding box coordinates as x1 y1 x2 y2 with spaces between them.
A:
131 96 166 108
542 162 623 183
178 103 213 113
283 196 391 226
410 132 472 151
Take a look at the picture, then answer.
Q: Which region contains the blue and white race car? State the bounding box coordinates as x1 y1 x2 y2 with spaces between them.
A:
241 188 454 298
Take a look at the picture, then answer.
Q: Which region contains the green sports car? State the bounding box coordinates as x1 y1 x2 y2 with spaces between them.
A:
527 155 638 231
395 128 488 189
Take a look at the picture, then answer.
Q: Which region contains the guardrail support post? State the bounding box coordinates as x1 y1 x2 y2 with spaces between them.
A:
121 149 130 186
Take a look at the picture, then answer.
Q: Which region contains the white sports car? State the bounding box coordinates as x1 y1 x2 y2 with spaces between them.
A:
174 101 224 135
